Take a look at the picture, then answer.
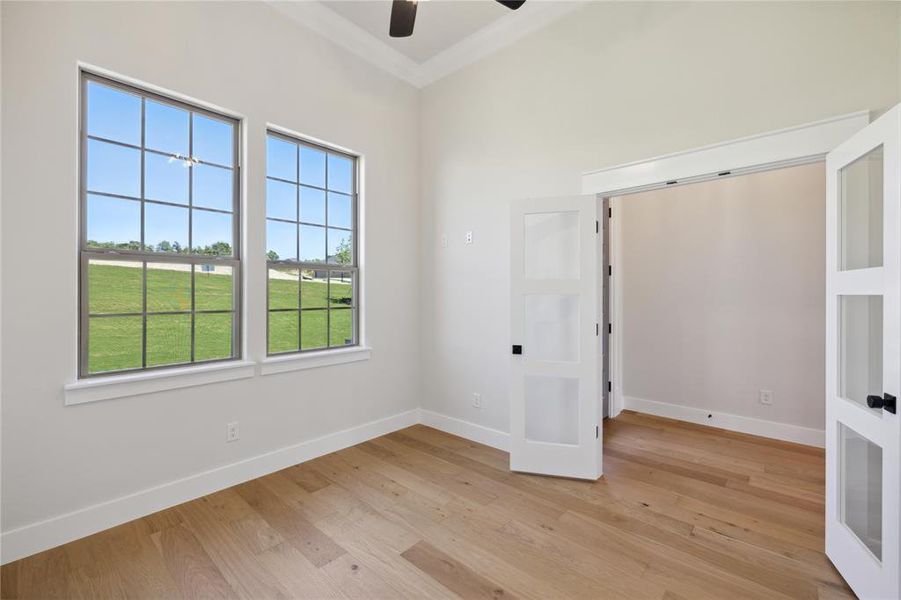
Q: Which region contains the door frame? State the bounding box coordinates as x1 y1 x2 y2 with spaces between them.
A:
581 110 870 419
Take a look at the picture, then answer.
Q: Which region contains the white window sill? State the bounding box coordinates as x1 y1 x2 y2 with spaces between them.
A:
64 360 256 406
260 346 371 376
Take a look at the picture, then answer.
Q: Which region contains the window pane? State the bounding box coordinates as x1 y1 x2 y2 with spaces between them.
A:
88 259 142 314
193 164 233 211
840 423 883 560
89 316 142 373
195 313 233 361
268 311 299 354
87 139 140 197
192 209 232 255
145 203 188 253
300 146 326 188
267 179 297 221
267 220 297 262
301 269 328 309
327 229 352 265
146 262 191 313
300 225 326 263
196 265 233 311
146 314 191 366
327 192 352 229
193 115 233 167
327 154 352 194
145 152 189 205
301 310 327 350
267 136 296 181
329 308 354 347
86 194 141 250
329 271 354 307
144 100 189 156
300 186 326 225
268 267 299 310
86 81 141 146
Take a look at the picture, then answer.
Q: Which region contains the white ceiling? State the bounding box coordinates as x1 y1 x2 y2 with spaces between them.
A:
268 0 585 87
322 1 513 64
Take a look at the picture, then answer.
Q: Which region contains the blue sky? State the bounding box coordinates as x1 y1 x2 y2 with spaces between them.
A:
86 80 353 260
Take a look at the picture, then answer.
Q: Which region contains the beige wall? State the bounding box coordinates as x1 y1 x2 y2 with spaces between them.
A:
615 163 825 430
419 1 900 435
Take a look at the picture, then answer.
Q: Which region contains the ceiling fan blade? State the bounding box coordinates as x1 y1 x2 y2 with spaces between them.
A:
495 0 526 9
389 0 418 38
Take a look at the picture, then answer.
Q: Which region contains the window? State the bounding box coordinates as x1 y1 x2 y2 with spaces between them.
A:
79 72 241 377
266 131 358 355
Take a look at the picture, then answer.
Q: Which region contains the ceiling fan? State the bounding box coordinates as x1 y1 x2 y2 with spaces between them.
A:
390 0 526 38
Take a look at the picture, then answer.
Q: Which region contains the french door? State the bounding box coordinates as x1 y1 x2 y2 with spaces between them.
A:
510 195 602 480
826 105 901 599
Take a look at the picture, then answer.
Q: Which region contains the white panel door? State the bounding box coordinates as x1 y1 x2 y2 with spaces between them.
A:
510 195 601 479
826 105 901 599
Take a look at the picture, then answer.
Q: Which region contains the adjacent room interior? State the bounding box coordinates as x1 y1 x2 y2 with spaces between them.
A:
2 1 901 598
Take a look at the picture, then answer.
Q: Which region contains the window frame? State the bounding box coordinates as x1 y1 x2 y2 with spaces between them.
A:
265 129 360 356
78 70 242 379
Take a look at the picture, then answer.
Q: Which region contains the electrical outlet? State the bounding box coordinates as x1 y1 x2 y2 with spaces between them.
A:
759 390 774 406
465 231 473 245
441 233 448 248
226 421 240 442
472 393 482 409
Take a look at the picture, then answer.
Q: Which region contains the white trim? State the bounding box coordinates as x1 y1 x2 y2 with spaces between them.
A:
582 111 870 196
418 409 510 451
260 346 371 376
0 408 419 565
64 360 256 406
266 1 585 89
412 2 585 88
624 396 825 448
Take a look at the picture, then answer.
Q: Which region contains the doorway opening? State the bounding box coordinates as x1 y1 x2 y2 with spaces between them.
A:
600 162 827 448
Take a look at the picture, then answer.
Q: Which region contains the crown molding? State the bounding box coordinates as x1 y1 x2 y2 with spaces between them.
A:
267 1 586 89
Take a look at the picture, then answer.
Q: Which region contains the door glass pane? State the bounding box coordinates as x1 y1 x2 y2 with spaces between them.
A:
524 375 579 445
840 423 883 560
839 295 883 411
840 146 883 271
524 211 579 279
524 294 579 362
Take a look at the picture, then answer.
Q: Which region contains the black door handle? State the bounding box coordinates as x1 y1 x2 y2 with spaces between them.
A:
867 393 897 414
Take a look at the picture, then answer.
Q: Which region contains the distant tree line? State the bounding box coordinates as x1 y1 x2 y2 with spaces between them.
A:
88 240 233 256
265 238 352 264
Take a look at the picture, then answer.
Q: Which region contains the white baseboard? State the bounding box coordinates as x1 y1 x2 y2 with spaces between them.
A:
623 396 825 448
0 408 419 565
418 409 510 451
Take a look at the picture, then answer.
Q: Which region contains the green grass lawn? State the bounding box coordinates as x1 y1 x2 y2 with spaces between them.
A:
87 263 354 373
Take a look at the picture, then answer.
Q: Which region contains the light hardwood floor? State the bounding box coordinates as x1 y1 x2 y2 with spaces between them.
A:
1 411 854 599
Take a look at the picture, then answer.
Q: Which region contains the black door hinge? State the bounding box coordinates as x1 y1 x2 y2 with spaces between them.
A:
596 220 599 234
596 425 599 439
608 207 612 218
607 381 612 392
608 323 612 334
608 265 612 276
596 323 599 336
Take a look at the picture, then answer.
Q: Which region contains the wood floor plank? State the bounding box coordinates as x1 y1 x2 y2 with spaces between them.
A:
401 540 514 599
0 412 855 600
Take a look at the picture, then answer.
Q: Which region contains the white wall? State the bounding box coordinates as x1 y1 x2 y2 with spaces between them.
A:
1 1 420 536
419 1 900 435
615 163 825 430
